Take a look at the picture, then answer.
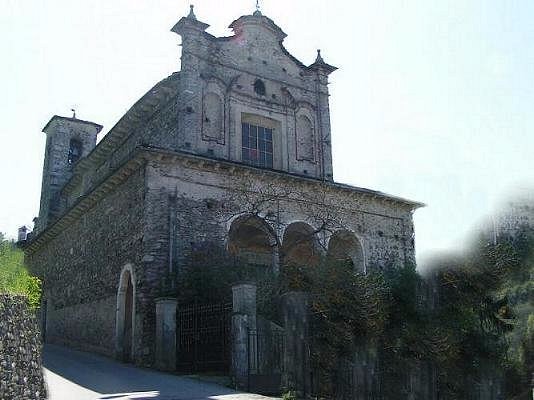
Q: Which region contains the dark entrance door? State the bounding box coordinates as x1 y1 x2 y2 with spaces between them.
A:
176 302 232 373
123 276 133 362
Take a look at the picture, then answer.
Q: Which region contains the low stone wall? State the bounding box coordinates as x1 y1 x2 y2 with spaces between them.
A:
0 294 47 400
45 295 116 357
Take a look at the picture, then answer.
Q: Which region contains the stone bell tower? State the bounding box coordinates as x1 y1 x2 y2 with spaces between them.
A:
35 115 102 233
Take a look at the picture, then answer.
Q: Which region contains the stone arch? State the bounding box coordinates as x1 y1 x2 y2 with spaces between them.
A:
281 222 321 267
202 92 224 141
115 264 136 362
227 214 278 271
327 230 366 273
67 137 83 164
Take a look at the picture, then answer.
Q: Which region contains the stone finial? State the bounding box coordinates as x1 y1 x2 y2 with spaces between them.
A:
187 4 197 20
171 4 209 35
309 49 338 75
253 0 262 16
315 49 324 63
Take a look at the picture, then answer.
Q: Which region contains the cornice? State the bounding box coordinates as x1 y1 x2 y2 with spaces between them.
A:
26 146 423 254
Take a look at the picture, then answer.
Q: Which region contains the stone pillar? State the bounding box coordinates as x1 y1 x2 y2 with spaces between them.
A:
155 297 177 371
282 291 311 398
231 283 257 389
351 345 379 400
272 246 281 275
232 282 257 329
232 313 250 389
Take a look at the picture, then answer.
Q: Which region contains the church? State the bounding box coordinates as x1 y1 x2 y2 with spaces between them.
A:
24 5 422 373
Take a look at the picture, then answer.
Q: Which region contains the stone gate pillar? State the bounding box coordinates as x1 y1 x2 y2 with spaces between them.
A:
231 282 257 389
232 282 257 328
282 291 311 398
155 297 177 371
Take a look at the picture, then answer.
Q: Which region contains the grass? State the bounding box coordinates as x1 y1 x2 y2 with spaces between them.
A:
0 234 41 308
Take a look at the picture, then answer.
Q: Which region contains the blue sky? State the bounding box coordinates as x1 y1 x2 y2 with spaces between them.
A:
1 1 533 265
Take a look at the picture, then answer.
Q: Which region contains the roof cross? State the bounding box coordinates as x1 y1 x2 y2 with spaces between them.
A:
253 0 262 16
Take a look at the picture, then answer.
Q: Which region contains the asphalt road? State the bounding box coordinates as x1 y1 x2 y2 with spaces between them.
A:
43 345 276 400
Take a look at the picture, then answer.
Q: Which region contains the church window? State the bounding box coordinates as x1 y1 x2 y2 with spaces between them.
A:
253 79 266 96
67 138 82 165
242 123 273 168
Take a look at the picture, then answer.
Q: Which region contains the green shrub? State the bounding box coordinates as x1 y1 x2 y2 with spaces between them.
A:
0 233 41 309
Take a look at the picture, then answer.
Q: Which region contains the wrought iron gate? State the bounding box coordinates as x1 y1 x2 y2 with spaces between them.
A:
177 302 232 373
247 328 284 395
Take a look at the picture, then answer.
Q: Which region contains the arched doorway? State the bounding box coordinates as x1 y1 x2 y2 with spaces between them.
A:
115 265 135 362
327 230 366 273
281 222 320 268
227 215 278 271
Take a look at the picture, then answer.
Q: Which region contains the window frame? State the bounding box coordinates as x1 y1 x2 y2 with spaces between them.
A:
241 122 274 168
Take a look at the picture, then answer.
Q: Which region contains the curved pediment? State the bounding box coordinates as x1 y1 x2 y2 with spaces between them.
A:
228 13 287 42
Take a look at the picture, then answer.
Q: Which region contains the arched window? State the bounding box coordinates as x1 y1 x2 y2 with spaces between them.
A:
202 92 224 141
253 79 266 96
296 115 314 161
68 138 83 165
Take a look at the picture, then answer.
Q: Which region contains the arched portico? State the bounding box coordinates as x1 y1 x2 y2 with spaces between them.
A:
227 214 278 271
281 222 320 267
115 264 136 362
327 230 366 273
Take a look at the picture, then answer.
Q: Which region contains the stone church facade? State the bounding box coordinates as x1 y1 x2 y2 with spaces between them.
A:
24 7 422 368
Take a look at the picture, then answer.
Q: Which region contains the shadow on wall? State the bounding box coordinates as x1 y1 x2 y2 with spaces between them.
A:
42 344 244 399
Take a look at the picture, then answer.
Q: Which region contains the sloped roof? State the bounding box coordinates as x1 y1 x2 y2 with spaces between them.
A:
62 72 181 193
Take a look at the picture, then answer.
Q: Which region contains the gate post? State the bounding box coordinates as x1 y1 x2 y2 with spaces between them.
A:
155 297 177 371
282 291 311 398
231 283 257 389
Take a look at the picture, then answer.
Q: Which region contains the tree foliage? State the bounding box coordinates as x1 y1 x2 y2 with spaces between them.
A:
0 233 42 309
174 230 533 398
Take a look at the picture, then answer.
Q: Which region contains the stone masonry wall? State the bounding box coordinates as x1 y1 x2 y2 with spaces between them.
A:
26 166 145 359
136 154 415 369
61 11 337 213
145 156 416 276
172 13 335 180
0 295 47 400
